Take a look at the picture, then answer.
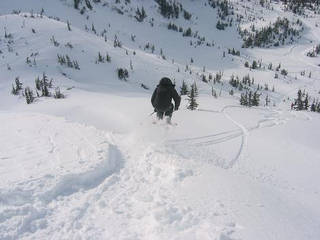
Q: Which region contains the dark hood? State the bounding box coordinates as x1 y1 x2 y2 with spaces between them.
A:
159 77 174 87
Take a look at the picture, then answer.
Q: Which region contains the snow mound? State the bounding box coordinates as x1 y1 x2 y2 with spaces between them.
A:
0 112 123 239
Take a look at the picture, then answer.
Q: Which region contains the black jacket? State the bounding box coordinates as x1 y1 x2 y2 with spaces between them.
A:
151 78 181 112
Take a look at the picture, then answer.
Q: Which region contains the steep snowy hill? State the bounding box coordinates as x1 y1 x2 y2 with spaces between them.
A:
1 1 320 240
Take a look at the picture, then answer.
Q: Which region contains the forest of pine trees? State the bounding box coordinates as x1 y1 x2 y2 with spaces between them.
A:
292 89 320 113
280 0 320 15
240 17 303 48
240 91 260 107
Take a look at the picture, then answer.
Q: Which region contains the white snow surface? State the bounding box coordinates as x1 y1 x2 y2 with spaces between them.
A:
0 1 320 239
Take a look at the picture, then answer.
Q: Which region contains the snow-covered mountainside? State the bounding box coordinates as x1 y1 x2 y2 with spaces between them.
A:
0 0 320 239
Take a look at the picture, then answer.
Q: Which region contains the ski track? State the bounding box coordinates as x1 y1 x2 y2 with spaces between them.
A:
167 105 303 169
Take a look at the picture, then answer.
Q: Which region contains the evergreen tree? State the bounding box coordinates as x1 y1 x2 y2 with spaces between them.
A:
303 93 309 110
135 7 147 22
35 76 42 91
106 53 111 62
180 80 189 95
25 87 34 104
252 91 260 106
252 60 258 69
67 21 72 31
240 92 248 106
117 68 129 80
11 84 18 95
296 89 303 110
74 0 80 9
54 87 64 99
187 83 198 110
15 77 23 91
85 0 93 10
311 100 316 112
193 82 198 97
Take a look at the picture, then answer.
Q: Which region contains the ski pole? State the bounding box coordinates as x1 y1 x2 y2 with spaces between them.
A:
149 111 156 116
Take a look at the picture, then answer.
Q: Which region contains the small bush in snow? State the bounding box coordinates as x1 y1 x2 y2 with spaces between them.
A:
135 6 147 22
57 54 80 70
117 68 129 81
54 87 65 99
281 69 288 76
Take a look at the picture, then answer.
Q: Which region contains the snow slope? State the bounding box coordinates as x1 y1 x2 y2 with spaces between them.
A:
0 1 320 239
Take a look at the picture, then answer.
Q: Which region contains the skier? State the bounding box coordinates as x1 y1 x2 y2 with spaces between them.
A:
151 77 181 123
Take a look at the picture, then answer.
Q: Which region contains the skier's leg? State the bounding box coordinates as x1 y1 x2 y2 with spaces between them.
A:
157 111 164 120
164 104 174 123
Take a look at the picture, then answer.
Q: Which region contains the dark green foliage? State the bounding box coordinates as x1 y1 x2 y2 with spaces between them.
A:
209 0 233 30
117 68 129 80
25 87 35 104
35 76 41 90
167 22 179 31
229 75 239 88
4 29 13 39
281 69 288 76
113 35 122 48
180 80 189 95
213 71 223 84
50 35 60 47
183 27 192 37
183 10 192 20
216 20 227 30
74 0 81 9
15 77 23 91
228 48 240 56
251 60 258 69
293 89 320 113
65 42 73 49
187 83 198 110
244 61 249 68
67 21 71 31
307 44 320 57
91 23 96 34
280 0 320 15
57 54 80 70
240 90 260 107
293 89 305 110
106 53 111 62
155 0 181 19
40 73 50 97
85 0 92 10
201 74 208 83
135 6 147 22
241 17 303 48
54 87 64 99
96 52 106 63
11 84 18 95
